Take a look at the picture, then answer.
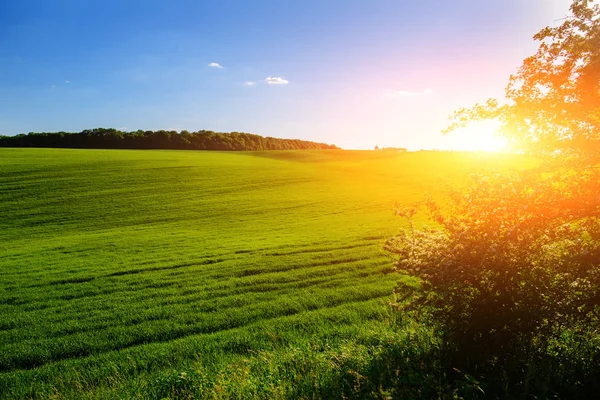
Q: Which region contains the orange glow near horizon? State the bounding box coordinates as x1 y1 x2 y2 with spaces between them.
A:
439 121 509 152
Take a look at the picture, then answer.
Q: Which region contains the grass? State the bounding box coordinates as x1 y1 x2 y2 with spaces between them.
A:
0 148 533 398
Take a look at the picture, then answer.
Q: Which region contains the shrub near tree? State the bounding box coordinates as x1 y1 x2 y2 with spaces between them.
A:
386 1 600 397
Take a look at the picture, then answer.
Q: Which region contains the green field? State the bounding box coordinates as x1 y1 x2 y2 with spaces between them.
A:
0 148 532 398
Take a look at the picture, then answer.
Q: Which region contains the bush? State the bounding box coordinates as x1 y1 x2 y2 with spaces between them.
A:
384 1 600 396
385 167 600 397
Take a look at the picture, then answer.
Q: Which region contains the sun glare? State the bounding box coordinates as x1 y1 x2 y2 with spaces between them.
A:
443 120 508 152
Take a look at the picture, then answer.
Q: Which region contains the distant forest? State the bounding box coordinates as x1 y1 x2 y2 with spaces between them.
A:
0 128 339 151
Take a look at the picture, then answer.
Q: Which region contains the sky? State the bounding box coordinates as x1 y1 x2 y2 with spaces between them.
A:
0 0 573 150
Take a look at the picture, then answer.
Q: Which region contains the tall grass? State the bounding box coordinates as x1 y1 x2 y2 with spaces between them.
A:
0 148 532 398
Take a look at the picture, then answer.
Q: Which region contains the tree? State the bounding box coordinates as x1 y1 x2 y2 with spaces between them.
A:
446 0 600 164
386 1 600 397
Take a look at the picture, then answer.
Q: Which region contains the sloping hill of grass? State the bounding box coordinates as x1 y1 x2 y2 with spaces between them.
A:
0 148 533 398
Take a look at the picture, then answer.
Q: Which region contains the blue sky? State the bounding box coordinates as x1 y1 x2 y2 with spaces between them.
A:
1 0 572 149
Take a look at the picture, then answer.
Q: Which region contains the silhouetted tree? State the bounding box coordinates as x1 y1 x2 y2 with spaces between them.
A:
387 1 600 397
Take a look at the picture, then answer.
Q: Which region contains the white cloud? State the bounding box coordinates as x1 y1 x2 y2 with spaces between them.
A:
245 81 256 86
394 88 433 97
65 80 71 83
265 76 289 85
208 62 223 69
51 85 56 88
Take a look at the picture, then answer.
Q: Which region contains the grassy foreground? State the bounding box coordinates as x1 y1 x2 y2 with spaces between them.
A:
0 149 532 399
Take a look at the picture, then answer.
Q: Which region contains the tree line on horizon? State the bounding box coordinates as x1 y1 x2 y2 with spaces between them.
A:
0 128 339 151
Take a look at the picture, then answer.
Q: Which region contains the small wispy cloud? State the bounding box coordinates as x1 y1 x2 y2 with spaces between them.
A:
265 76 289 85
245 81 256 86
395 88 432 97
51 85 56 89
65 80 71 84
208 62 223 69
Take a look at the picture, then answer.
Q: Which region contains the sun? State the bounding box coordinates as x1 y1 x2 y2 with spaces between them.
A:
443 120 509 152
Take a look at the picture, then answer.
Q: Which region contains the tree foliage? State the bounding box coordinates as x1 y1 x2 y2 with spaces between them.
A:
0 128 339 151
387 1 600 397
445 0 600 164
